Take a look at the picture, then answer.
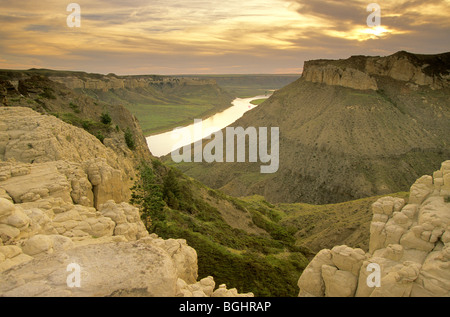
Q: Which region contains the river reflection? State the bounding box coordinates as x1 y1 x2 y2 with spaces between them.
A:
146 94 271 157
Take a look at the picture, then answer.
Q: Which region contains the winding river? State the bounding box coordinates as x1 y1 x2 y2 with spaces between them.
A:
146 94 271 157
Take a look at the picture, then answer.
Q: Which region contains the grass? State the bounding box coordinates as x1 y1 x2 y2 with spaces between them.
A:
122 75 298 134
250 99 268 106
221 87 274 98
126 102 216 135
277 192 410 252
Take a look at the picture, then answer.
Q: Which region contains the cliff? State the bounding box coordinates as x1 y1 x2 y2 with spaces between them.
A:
298 160 450 297
302 51 450 90
50 74 217 92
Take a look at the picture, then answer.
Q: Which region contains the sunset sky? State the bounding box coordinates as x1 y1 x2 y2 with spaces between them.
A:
1 0 449 75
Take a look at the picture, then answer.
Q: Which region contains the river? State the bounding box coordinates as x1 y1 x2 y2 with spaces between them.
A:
146 94 271 157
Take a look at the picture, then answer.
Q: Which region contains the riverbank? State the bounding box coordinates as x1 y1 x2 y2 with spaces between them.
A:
146 94 272 157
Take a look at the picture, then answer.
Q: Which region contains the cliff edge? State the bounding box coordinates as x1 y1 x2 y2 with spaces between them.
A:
302 51 450 90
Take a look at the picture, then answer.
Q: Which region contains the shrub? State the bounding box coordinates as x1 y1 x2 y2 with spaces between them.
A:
124 127 135 150
95 132 105 143
82 121 90 131
100 112 112 125
39 88 56 100
130 163 165 230
69 102 80 114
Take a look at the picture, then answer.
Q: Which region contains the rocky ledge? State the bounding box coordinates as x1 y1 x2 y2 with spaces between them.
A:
302 51 450 90
298 160 450 297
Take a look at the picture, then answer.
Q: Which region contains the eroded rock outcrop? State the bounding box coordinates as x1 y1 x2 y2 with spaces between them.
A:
50 75 216 92
298 160 450 297
303 51 450 90
0 107 134 207
0 194 252 297
302 64 378 90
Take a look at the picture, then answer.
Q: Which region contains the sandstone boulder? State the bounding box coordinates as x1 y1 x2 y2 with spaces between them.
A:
298 160 450 297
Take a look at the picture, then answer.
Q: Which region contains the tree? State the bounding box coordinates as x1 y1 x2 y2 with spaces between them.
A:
130 163 165 231
124 127 135 150
163 169 181 209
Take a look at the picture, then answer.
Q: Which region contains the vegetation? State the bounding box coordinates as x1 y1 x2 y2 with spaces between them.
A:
130 163 311 297
124 127 135 150
250 98 268 106
183 74 300 98
38 87 56 100
69 102 80 113
100 112 112 125
130 156 415 296
95 131 105 143
130 162 165 230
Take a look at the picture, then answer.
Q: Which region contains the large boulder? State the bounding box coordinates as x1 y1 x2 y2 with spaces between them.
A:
0 240 180 297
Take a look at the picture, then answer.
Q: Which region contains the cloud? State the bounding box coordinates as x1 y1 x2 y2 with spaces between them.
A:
0 0 448 74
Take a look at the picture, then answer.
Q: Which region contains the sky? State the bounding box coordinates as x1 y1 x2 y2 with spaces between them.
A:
0 0 449 75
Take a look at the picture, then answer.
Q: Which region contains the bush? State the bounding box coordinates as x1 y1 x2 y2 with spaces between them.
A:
95 132 105 143
39 88 56 100
130 162 165 230
100 112 112 125
124 127 135 150
82 121 90 131
69 102 80 113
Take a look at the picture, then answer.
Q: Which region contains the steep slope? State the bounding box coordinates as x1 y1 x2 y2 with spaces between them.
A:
0 72 152 166
170 51 450 204
0 69 234 135
181 74 301 97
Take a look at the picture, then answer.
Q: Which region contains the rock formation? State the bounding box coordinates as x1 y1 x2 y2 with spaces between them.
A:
0 107 253 297
49 75 217 92
302 64 378 90
303 51 450 90
298 160 450 297
0 107 134 207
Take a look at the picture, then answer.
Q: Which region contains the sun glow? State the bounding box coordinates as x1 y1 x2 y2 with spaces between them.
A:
362 26 390 37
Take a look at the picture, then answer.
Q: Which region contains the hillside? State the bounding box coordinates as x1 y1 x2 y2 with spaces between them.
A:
180 74 300 97
0 69 234 136
169 51 450 204
0 71 152 166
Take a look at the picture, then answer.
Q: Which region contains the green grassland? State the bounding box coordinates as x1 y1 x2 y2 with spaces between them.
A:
125 101 217 135
126 75 299 135
250 98 268 106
